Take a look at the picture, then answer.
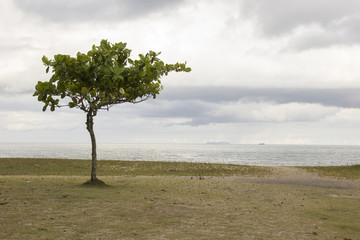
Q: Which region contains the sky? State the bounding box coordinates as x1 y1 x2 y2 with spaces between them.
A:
1 0 360 145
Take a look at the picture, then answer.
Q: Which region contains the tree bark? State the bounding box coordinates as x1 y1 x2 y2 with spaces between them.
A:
86 111 97 181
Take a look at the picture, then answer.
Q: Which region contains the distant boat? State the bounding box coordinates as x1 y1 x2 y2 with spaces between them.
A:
258 143 265 145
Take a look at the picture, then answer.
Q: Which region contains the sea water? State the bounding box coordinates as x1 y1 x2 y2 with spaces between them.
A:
0 143 359 166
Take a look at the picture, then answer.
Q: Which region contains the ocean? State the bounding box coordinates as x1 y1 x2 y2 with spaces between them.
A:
0 143 359 166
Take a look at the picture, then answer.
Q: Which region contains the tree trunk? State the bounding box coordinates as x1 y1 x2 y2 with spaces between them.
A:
86 111 97 181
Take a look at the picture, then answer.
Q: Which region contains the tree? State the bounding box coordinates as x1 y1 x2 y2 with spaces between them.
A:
34 40 191 183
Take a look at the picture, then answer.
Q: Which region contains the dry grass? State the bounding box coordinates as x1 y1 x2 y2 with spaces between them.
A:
298 165 360 180
1 158 359 239
0 158 272 177
1 176 360 240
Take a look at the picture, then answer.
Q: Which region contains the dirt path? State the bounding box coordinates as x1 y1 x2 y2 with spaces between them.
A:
239 166 360 189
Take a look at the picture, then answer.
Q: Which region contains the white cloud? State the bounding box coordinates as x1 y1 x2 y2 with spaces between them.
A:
250 102 339 122
193 101 340 124
1 0 360 144
325 108 360 123
0 110 83 132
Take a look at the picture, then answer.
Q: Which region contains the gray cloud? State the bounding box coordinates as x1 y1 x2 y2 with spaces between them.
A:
289 16 360 50
239 0 360 49
240 0 360 36
159 86 360 108
5 85 358 127
111 86 357 126
14 0 184 22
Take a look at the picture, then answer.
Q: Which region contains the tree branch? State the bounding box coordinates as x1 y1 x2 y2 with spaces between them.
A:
97 95 151 110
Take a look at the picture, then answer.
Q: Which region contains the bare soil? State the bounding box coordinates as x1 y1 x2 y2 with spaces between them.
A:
239 166 360 190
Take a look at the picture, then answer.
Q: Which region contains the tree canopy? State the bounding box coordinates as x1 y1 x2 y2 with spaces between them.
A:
34 39 190 114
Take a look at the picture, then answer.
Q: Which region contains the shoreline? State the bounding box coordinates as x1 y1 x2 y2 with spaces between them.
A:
1 156 359 167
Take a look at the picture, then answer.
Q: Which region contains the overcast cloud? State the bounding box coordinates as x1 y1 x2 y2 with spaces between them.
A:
1 0 360 144
14 0 184 22
240 0 360 50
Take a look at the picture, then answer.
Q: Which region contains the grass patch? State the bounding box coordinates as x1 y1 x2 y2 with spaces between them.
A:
1 158 359 239
0 158 271 177
1 176 359 240
299 165 360 180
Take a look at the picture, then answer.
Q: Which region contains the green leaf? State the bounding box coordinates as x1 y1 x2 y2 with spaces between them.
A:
69 102 76 108
81 87 88 95
90 90 97 97
119 88 125 95
42 56 50 65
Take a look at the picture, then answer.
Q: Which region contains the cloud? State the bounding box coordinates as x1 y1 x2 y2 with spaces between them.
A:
158 86 360 108
239 0 360 49
240 0 360 36
14 0 185 23
0 110 83 131
288 16 360 50
110 86 346 126
0 61 47 95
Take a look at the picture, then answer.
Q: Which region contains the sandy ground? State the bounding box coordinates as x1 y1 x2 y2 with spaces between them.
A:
239 167 360 190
